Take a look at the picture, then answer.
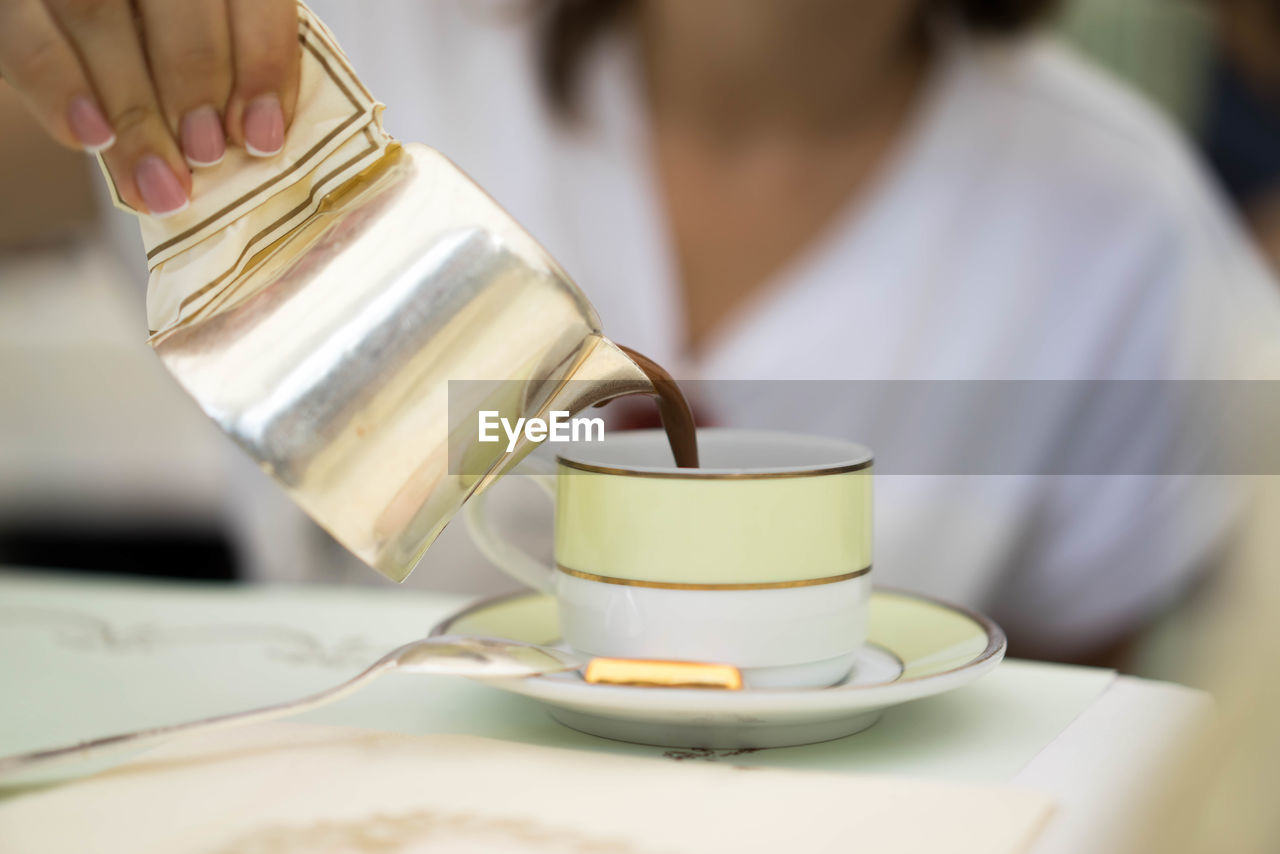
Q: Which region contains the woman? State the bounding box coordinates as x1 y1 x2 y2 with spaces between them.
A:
2 0 1276 662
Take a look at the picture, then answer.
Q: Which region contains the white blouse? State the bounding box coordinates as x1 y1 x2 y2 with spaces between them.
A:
255 0 1280 655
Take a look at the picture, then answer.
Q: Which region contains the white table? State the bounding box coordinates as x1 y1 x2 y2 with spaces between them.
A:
0 569 1212 853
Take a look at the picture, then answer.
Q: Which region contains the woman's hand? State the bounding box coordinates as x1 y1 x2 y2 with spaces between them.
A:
0 0 300 216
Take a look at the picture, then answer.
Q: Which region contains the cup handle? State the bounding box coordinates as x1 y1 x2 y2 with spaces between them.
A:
464 455 559 593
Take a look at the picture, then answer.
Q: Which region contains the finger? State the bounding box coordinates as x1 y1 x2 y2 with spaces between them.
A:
226 0 299 158
47 0 191 215
135 0 233 168
0 0 113 151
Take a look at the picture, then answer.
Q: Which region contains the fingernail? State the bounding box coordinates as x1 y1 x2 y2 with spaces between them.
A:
243 94 284 157
181 105 226 167
67 96 115 153
135 155 190 217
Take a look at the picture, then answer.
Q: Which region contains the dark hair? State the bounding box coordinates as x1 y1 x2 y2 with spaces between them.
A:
539 0 1060 114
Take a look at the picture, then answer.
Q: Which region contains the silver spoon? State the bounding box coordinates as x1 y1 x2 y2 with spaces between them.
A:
0 635 584 780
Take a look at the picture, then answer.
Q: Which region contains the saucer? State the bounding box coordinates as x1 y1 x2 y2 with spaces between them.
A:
431 589 1006 749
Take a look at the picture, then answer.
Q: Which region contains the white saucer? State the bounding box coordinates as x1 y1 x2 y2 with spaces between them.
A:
431 589 1006 749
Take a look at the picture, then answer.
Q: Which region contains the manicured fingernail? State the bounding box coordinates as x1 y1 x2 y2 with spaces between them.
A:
134 155 190 217
67 96 115 152
181 105 226 167
243 94 284 157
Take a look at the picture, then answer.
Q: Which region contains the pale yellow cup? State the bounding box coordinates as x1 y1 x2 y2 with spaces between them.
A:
466 429 873 688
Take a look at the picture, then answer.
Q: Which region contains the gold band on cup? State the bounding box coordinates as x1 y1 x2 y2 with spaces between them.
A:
555 564 871 591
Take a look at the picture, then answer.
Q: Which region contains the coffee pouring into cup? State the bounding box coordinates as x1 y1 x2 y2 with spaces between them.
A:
113 6 687 583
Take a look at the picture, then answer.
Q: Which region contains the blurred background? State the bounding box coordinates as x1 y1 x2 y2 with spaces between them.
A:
1 0 1278 679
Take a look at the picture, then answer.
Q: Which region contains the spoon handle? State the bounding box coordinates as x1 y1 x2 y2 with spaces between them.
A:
0 659 392 780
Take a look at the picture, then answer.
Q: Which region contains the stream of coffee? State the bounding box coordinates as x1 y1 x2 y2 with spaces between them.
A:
616 345 700 469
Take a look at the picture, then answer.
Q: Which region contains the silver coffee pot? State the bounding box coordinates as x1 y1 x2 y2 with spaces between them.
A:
150 143 655 581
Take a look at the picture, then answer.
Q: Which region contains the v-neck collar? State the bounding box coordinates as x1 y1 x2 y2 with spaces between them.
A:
577 28 986 380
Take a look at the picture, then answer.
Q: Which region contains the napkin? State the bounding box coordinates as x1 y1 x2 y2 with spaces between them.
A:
97 2 393 336
0 722 1053 854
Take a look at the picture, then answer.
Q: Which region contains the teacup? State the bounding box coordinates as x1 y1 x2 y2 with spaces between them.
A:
464 429 873 688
